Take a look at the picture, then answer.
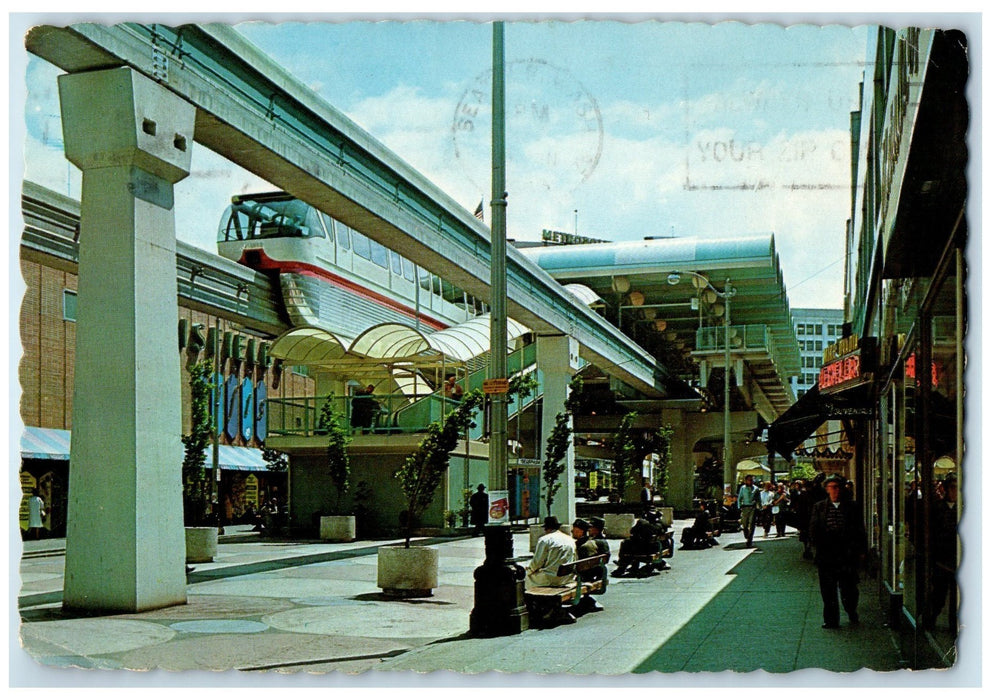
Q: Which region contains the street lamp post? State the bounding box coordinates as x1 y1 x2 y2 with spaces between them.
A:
667 272 737 490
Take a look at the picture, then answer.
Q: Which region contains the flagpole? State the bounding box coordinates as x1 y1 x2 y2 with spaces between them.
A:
489 21 508 494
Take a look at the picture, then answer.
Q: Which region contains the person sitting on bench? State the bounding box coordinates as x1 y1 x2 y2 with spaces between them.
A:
585 517 610 583
681 501 721 550
525 516 576 589
570 518 605 614
614 509 670 577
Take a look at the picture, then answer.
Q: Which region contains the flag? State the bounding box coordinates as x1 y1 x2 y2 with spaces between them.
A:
473 199 484 221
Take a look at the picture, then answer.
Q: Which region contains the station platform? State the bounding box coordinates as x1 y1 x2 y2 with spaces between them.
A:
14 520 932 685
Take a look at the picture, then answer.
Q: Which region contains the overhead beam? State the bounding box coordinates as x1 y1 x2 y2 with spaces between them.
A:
24 22 672 397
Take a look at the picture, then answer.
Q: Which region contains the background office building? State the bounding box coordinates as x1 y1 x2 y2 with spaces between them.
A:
791 308 844 399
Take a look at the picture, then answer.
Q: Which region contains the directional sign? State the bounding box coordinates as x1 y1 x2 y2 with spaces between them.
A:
483 378 510 394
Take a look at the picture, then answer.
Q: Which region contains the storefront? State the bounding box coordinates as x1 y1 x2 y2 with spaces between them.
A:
20 429 286 538
870 231 963 668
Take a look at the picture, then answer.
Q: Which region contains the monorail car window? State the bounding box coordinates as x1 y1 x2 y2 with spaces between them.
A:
390 251 403 276
337 223 350 250
351 231 372 260
319 212 337 245
402 257 415 282
370 240 389 269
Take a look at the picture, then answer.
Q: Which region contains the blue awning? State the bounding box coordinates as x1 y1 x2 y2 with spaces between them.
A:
19 427 272 471
20 426 71 460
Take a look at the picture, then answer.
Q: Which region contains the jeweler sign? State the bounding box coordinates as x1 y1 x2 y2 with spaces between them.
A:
819 336 877 394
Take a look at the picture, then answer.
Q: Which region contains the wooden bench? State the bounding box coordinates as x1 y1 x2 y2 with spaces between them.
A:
524 553 609 623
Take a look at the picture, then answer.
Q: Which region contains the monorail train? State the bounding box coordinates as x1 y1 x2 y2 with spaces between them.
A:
216 192 489 340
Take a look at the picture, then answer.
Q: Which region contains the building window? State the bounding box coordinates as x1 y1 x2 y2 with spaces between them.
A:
291 365 310 377
796 323 805 335
815 340 823 351
814 323 823 335
63 289 77 322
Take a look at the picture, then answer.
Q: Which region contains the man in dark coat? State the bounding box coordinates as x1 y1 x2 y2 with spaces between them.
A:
926 475 958 629
809 474 867 628
681 501 719 550
469 483 489 536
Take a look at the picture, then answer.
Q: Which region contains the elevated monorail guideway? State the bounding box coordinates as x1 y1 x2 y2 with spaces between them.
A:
26 22 675 398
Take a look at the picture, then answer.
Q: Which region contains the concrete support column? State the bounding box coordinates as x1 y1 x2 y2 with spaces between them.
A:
662 408 694 510
59 67 195 612
536 335 576 524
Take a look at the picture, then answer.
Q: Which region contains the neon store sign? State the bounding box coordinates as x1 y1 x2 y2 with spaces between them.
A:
904 354 939 388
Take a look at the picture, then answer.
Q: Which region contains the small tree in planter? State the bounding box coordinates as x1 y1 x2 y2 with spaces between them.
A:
610 412 639 503
379 389 484 598
394 389 485 547
540 375 583 517
318 397 352 513
181 360 213 526
650 424 674 503
317 397 354 541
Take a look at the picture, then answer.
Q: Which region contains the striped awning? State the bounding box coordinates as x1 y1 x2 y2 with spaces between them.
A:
19 426 273 471
206 444 271 471
20 426 71 460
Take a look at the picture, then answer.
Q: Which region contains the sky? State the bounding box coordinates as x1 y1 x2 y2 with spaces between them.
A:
18 17 871 309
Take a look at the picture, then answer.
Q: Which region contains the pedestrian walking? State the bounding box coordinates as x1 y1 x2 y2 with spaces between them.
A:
809 474 867 628
759 480 776 537
773 482 790 537
27 488 46 540
469 483 489 536
640 479 653 505
791 479 814 559
737 474 760 547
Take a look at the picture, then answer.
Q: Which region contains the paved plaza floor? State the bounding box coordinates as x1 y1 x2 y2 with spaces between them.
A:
13 521 952 686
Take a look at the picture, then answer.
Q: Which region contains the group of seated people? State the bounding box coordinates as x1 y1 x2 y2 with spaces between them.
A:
613 509 675 577
525 515 610 625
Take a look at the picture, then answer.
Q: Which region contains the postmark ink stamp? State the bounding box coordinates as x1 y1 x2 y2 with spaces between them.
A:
452 58 603 197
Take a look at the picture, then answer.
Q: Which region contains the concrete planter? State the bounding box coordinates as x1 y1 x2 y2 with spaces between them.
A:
604 513 636 539
185 526 218 563
377 545 438 598
319 515 356 542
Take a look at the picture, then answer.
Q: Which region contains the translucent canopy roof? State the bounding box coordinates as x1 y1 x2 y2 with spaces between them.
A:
269 313 530 368
267 327 349 366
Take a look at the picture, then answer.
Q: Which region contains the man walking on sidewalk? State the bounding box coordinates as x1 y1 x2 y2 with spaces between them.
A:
737 474 760 547
809 474 867 628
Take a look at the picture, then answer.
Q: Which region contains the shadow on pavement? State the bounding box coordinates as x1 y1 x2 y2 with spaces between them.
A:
632 538 903 674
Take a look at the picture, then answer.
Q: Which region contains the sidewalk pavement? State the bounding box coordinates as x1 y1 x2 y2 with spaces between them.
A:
14 521 913 683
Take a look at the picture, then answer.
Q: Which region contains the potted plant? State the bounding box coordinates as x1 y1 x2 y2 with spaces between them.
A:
604 412 639 539
316 397 355 542
181 360 218 563
530 375 582 550
378 389 484 597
